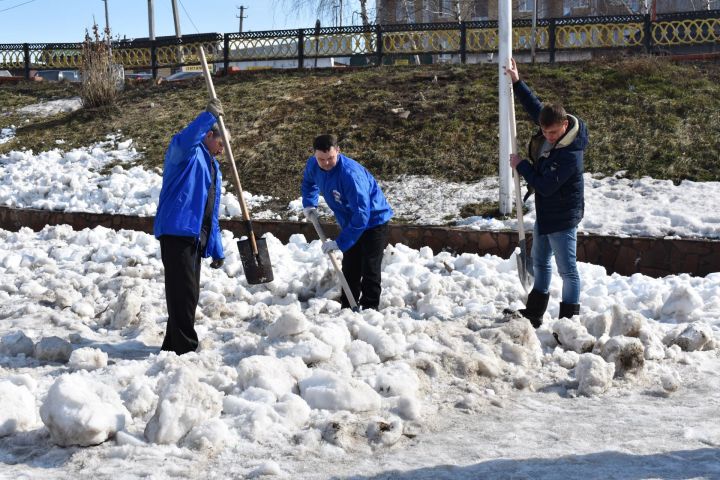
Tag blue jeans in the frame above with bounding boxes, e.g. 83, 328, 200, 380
531, 225, 580, 304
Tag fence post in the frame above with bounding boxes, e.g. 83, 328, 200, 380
298, 29, 305, 69
644, 14, 653, 53
548, 19, 556, 64
376, 24, 383, 66
224, 34, 230, 74
23, 43, 30, 80
151, 40, 158, 79
460, 22, 467, 64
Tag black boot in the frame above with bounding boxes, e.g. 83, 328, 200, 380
558, 302, 581, 319
519, 290, 550, 329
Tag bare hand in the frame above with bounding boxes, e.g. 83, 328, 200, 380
510, 153, 523, 169
503, 57, 520, 83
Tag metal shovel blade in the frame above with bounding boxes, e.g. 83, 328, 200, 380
237, 237, 274, 284
516, 238, 534, 293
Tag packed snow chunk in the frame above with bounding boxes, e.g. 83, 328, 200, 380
670, 322, 716, 352
110, 289, 143, 329
121, 378, 158, 418
0, 380, 39, 436
347, 340, 381, 367
609, 304, 646, 337
395, 395, 423, 421
68, 347, 108, 371
182, 418, 233, 451
661, 370, 682, 394
299, 370, 382, 412
0, 330, 34, 357
273, 393, 312, 428
553, 319, 596, 353
356, 323, 400, 361
71, 301, 95, 318
40, 374, 131, 446
575, 353, 615, 396
248, 461, 288, 479
370, 362, 420, 397
599, 336, 645, 377
237, 355, 309, 398
34, 336, 73, 363
367, 416, 403, 446
144, 368, 224, 444
266, 308, 309, 340
639, 326, 666, 360
660, 284, 704, 321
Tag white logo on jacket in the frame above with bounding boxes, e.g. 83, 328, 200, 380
332, 190, 342, 203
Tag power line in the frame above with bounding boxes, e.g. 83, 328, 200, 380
177, 0, 200, 33
0, 0, 37, 14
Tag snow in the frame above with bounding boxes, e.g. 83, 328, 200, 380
15, 97, 83, 117
0, 126, 15, 144
0, 136, 719, 477
0, 221, 718, 477
0, 140, 719, 238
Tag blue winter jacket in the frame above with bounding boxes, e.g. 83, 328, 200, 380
514, 80, 588, 235
154, 111, 224, 260
301, 154, 393, 252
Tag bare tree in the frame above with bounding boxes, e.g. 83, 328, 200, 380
276, 0, 373, 27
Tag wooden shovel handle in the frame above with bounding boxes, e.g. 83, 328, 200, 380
198, 47, 259, 256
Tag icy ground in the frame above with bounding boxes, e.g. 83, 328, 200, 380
0, 225, 719, 479
0, 136, 718, 239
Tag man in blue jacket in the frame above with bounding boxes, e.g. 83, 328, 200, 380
154, 99, 226, 354
506, 58, 588, 327
302, 134, 393, 310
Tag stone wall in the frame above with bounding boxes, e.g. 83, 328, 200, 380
1, 206, 718, 278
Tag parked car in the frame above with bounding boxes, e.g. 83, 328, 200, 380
162, 70, 202, 82
125, 71, 153, 81
33, 70, 82, 83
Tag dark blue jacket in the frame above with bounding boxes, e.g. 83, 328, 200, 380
153, 111, 224, 260
514, 80, 588, 235
301, 154, 393, 252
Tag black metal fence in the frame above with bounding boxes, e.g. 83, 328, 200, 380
1, 10, 718, 79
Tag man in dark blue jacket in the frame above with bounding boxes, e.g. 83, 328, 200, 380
154, 99, 226, 354
301, 134, 393, 310
506, 58, 588, 327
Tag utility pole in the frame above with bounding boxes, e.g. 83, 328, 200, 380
339, 0, 343, 27
148, 0, 155, 40
101, 0, 111, 46
237, 5, 248, 33
170, 0, 184, 69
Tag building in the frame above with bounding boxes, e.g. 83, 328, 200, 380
376, 0, 719, 24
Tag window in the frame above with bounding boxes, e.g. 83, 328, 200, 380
518, 0, 534, 13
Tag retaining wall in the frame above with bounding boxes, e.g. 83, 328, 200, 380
1, 206, 718, 278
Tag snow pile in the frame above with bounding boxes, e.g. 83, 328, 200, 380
0, 138, 275, 218
40, 373, 132, 446
0, 224, 718, 478
16, 97, 82, 117
0, 126, 15, 144
0, 378, 39, 436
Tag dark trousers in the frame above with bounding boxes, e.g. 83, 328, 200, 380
160, 235, 201, 355
341, 222, 389, 310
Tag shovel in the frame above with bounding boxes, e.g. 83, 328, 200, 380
198, 47, 274, 284
508, 80, 534, 293
304, 209, 359, 311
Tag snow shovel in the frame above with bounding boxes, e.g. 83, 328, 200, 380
198, 47, 273, 284
508, 81, 533, 293
303, 209, 359, 311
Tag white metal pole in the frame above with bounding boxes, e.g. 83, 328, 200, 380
498, 0, 513, 215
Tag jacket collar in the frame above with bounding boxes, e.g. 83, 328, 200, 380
555, 114, 579, 149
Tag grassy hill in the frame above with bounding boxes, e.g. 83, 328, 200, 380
1, 56, 719, 210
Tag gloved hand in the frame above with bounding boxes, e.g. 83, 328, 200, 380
206, 98, 224, 119
210, 258, 224, 269
303, 206, 317, 220
321, 240, 339, 254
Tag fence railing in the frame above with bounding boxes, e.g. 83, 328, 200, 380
1, 10, 718, 78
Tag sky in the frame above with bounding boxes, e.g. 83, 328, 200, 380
0, 0, 375, 44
